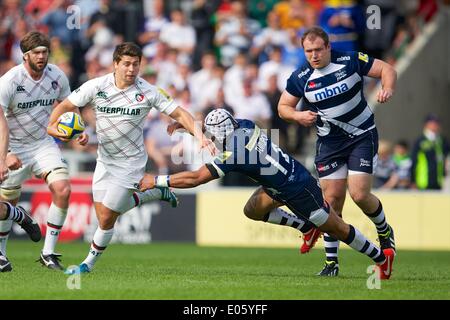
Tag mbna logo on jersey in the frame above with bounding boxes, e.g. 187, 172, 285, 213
51, 81, 59, 90
135, 93, 144, 102
313, 83, 349, 101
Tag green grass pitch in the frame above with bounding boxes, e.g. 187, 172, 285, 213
1, 241, 449, 300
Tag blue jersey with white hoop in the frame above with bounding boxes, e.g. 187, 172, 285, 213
206, 119, 312, 201
286, 50, 375, 141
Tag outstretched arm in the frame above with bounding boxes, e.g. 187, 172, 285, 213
367, 59, 397, 103
139, 165, 217, 190
168, 107, 215, 154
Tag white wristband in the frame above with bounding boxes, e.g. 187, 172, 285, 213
155, 175, 170, 188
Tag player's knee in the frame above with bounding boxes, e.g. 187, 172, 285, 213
59, 183, 71, 200
51, 182, 71, 202
349, 190, 369, 205
243, 203, 260, 221
319, 211, 347, 239
98, 214, 116, 230
326, 195, 344, 210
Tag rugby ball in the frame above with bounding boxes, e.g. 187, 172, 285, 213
57, 112, 85, 139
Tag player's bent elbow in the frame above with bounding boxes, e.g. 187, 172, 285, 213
277, 105, 288, 120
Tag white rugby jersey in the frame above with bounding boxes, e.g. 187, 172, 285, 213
68, 73, 177, 163
0, 63, 71, 150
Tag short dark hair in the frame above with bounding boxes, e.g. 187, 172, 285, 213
113, 42, 142, 63
300, 26, 329, 47
20, 31, 50, 53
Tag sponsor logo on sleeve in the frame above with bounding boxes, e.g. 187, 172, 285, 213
358, 52, 369, 63
157, 87, 172, 101
215, 151, 233, 163
298, 68, 311, 78
337, 56, 350, 62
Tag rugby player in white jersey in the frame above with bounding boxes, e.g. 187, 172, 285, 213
47, 42, 213, 274
278, 27, 397, 277
0, 31, 73, 271
0, 111, 42, 272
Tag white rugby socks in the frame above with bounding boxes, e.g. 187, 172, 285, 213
42, 203, 67, 255
0, 220, 12, 256
82, 227, 115, 270
263, 208, 312, 233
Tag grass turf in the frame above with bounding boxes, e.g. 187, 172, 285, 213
1, 241, 449, 300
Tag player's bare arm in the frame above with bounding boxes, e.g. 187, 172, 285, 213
277, 90, 318, 127
168, 106, 216, 154
139, 165, 216, 191
367, 59, 397, 104
47, 99, 89, 145
0, 111, 9, 182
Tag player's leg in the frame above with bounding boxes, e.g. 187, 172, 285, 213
0, 219, 12, 259
0, 192, 16, 257
0, 164, 40, 266
243, 187, 320, 253
0, 200, 41, 242
317, 164, 348, 275
37, 168, 71, 270
319, 208, 394, 279
77, 201, 120, 273
348, 173, 395, 251
348, 132, 395, 252
286, 176, 394, 279
29, 143, 72, 269
65, 184, 131, 274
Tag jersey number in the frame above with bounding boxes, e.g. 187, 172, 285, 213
265, 143, 289, 175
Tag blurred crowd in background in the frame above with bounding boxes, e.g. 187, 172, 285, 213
0, 0, 448, 190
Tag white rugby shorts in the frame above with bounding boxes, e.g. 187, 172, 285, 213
2, 140, 68, 188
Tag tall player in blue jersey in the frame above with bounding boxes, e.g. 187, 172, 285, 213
139, 109, 394, 279
278, 26, 397, 276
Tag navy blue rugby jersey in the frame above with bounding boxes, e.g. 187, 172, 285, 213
286, 50, 375, 140
206, 119, 312, 200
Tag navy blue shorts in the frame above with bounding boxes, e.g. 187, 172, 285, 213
264, 175, 329, 226
315, 129, 379, 178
